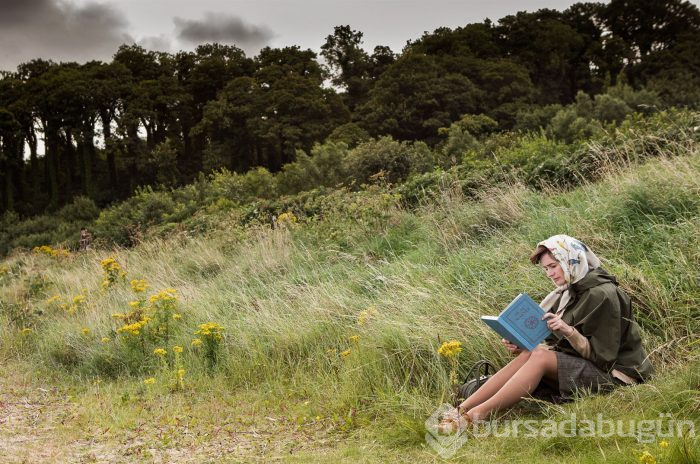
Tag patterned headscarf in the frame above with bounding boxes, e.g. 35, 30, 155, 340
531, 235, 601, 314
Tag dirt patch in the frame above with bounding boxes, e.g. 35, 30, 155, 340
0, 375, 341, 463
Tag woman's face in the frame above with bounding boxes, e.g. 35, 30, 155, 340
540, 252, 566, 287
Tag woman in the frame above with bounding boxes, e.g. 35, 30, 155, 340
439, 234, 653, 432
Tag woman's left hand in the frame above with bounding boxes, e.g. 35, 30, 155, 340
542, 312, 575, 337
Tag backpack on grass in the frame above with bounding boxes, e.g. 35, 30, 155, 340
454, 359, 495, 406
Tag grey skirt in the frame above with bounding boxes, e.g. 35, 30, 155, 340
531, 351, 625, 404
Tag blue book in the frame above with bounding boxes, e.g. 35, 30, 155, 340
480, 293, 551, 351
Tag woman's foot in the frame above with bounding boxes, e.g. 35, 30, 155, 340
437, 408, 472, 434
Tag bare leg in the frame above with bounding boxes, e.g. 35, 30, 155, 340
466, 348, 558, 420
457, 350, 533, 412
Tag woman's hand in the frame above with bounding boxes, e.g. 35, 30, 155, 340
501, 338, 522, 354
542, 312, 575, 337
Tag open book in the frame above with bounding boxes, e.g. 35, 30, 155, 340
481, 293, 551, 351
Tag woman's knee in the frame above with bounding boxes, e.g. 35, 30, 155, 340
527, 347, 556, 366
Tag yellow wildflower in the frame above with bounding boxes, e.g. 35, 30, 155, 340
149, 288, 178, 304
173, 345, 183, 354
277, 211, 298, 224
101, 337, 110, 343
340, 349, 351, 358
154, 348, 167, 357
348, 335, 360, 344
46, 295, 61, 304
33, 245, 68, 258
128, 301, 140, 308
195, 322, 225, 340
130, 279, 148, 293
172, 313, 181, 321
53, 248, 69, 258
638, 450, 656, 464
116, 318, 148, 336
73, 295, 86, 305
659, 440, 669, 449
21, 327, 33, 335
191, 338, 203, 347
438, 340, 462, 359
144, 378, 156, 385
100, 257, 121, 272
177, 369, 185, 377
112, 313, 126, 320
81, 327, 91, 336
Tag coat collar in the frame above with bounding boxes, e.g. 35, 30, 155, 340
570, 267, 617, 295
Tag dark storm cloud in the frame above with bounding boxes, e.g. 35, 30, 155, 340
0, 0, 133, 71
174, 13, 274, 47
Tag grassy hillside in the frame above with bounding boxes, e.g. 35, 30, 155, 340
0, 121, 699, 462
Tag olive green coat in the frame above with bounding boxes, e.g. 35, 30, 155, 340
545, 268, 654, 381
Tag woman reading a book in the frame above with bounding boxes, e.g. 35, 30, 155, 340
439, 234, 653, 433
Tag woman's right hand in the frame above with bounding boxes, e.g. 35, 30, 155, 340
501, 338, 522, 354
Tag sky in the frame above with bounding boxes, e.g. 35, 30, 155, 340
0, 0, 608, 72
2, 0, 699, 72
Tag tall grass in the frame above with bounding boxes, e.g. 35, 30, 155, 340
0, 122, 698, 461
2, 149, 698, 394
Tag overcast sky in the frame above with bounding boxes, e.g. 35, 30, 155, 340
2, 0, 699, 72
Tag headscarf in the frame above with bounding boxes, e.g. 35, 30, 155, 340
530, 235, 601, 314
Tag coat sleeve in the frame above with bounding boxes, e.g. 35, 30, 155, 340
573, 288, 621, 372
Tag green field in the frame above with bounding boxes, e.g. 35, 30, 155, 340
1, 116, 699, 463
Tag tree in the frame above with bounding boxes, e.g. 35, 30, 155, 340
496, 9, 588, 104
175, 44, 254, 178
0, 107, 23, 211
603, 0, 700, 59
196, 47, 349, 173
85, 60, 131, 196
321, 25, 372, 110
358, 53, 481, 143
252, 47, 348, 170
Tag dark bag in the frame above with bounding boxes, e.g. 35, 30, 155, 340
454, 359, 495, 406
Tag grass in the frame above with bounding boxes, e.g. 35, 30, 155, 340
0, 137, 699, 461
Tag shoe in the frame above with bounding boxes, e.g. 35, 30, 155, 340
437, 408, 471, 434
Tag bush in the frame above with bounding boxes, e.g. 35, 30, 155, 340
344, 137, 437, 185
57, 196, 100, 224
276, 151, 321, 196
547, 106, 602, 143
513, 104, 563, 132
308, 141, 349, 187
93, 187, 178, 246
593, 94, 633, 124
326, 122, 370, 148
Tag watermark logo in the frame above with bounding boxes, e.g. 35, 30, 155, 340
424, 403, 470, 459
425, 405, 696, 458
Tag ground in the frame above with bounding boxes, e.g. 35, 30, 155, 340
0, 370, 352, 463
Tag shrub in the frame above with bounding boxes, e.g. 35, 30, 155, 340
57, 196, 100, 224
547, 106, 602, 143
308, 141, 349, 187
344, 137, 437, 185
513, 104, 563, 132
276, 151, 321, 196
326, 122, 370, 148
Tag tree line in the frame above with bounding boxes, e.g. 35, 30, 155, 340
1, 0, 699, 217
